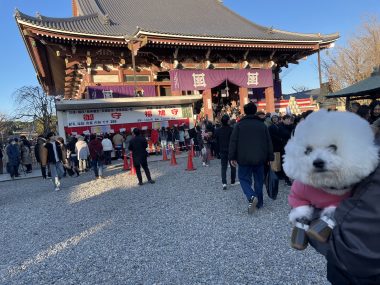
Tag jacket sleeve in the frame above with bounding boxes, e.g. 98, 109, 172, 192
41, 145, 48, 166
327, 168, 380, 283
228, 125, 239, 161
265, 127, 274, 161
128, 140, 133, 151
61, 146, 67, 163
215, 129, 220, 149
143, 138, 148, 149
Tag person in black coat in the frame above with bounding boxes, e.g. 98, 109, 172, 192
278, 115, 294, 186
215, 114, 236, 190
326, 162, 380, 285
309, 130, 380, 285
268, 114, 283, 153
42, 132, 64, 191
229, 103, 274, 213
6, 139, 20, 179
128, 128, 155, 186
309, 160, 380, 285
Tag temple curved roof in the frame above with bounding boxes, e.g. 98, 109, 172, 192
16, 0, 338, 43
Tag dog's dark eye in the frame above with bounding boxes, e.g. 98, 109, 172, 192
328, 144, 338, 152
305, 146, 313, 155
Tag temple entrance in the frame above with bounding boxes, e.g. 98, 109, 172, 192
211, 81, 241, 121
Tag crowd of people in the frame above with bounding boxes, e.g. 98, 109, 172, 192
0, 136, 33, 179
350, 100, 380, 123
1, 98, 380, 283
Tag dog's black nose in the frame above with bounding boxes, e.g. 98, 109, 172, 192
313, 159, 325, 169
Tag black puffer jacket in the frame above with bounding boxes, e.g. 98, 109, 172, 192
128, 135, 148, 165
326, 163, 380, 285
228, 115, 274, 166
215, 125, 233, 153
268, 123, 283, 152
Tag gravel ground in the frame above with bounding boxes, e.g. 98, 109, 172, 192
0, 156, 329, 285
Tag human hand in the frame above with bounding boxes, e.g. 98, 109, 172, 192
230, 160, 238, 168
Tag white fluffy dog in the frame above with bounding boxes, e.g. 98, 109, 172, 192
283, 110, 379, 248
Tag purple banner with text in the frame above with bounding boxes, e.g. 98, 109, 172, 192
87, 85, 156, 99
170, 69, 273, 91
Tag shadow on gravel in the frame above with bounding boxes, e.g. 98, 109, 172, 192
2, 220, 112, 281
67, 163, 170, 205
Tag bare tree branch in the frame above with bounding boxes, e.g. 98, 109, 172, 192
323, 16, 380, 92
12, 86, 56, 136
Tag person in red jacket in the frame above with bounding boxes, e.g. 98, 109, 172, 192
88, 134, 104, 179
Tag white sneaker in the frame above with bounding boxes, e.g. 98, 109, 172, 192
222, 184, 227, 190
248, 196, 258, 214
202, 162, 206, 167
54, 187, 61, 191
231, 181, 240, 186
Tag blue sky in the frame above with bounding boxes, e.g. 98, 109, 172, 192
1, 1, 379, 115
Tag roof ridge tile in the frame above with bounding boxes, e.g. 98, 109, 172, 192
15, 1, 339, 43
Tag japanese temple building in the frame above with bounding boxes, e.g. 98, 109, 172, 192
15, 0, 338, 136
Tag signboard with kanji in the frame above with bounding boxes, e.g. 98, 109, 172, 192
65, 106, 185, 127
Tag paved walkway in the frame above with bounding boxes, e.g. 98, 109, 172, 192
0, 156, 328, 284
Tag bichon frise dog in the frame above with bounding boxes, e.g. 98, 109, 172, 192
283, 109, 379, 250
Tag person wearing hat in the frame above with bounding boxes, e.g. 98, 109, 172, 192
215, 114, 237, 190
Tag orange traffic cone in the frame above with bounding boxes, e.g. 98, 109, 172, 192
162, 146, 169, 161
129, 152, 136, 175
175, 141, 181, 155
156, 144, 161, 155
191, 144, 195, 157
123, 153, 130, 171
186, 150, 196, 171
170, 148, 178, 166
148, 140, 154, 154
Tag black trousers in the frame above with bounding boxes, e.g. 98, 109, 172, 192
104, 151, 112, 165
134, 159, 152, 183
220, 152, 236, 184
7, 164, 19, 178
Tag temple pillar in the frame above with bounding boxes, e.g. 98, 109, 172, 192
239, 87, 249, 114
203, 89, 213, 121
86, 68, 93, 84
171, 90, 181, 96
118, 67, 124, 82
265, 86, 275, 113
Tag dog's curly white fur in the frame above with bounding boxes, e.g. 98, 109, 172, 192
284, 110, 378, 190
289, 205, 314, 224
284, 110, 379, 223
